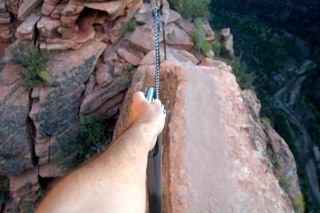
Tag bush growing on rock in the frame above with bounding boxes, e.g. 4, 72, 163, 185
120, 18, 137, 33
10, 42, 52, 90
54, 115, 113, 169
232, 56, 255, 90
291, 193, 305, 213
123, 65, 137, 74
168, 0, 211, 20
192, 18, 211, 53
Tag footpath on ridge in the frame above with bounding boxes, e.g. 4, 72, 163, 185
114, 48, 294, 212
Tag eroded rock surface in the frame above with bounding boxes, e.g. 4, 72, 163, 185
115, 52, 299, 212
0, 0, 303, 212
29, 41, 106, 163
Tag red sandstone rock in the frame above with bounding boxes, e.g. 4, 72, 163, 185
16, 13, 40, 41
57, 25, 79, 39
95, 63, 113, 86
0, 12, 11, 24
84, 74, 96, 96
39, 163, 64, 177
10, 168, 38, 193
166, 24, 193, 51
140, 47, 197, 66
18, 0, 42, 20
91, 92, 126, 118
37, 16, 61, 40
176, 18, 193, 36
80, 75, 131, 114
114, 57, 296, 212
41, 1, 57, 16
129, 25, 161, 53
0, 64, 21, 85
83, 2, 122, 15
202, 20, 214, 44
264, 126, 303, 207
117, 48, 142, 66
62, 1, 84, 17
136, 7, 180, 25
0, 25, 12, 42
0, 1, 7, 13
50, 2, 67, 19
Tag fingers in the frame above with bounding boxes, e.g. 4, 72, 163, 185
132, 92, 165, 116
133, 91, 147, 103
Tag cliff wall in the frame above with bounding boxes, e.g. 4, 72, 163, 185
0, 0, 302, 212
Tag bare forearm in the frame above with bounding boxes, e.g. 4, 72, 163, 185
37, 124, 152, 213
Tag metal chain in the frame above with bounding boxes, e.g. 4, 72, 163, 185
153, 7, 160, 99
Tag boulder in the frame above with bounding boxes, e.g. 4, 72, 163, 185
129, 25, 163, 53
166, 24, 193, 51
90, 91, 126, 117
16, 13, 41, 41
39, 163, 64, 178
37, 16, 61, 40
95, 63, 113, 86
117, 48, 142, 66
80, 75, 131, 115
202, 20, 214, 44
57, 25, 79, 39
176, 17, 193, 36
220, 28, 234, 56
114, 55, 296, 212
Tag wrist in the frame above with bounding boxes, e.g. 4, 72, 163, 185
130, 122, 157, 151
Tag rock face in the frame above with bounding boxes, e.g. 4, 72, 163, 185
0, 68, 33, 176
219, 28, 234, 56
115, 52, 300, 212
29, 41, 106, 164
0, 0, 303, 212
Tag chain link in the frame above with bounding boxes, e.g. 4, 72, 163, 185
153, 7, 160, 99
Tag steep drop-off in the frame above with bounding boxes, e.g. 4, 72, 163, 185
0, 0, 302, 212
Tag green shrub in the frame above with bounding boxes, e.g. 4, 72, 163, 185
213, 30, 221, 52
232, 56, 255, 90
168, 0, 211, 20
54, 115, 112, 169
120, 18, 137, 33
291, 193, 305, 213
192, 18, 211, 53
10, 42, 52, 90
123, 65, 137, 73
261, 116, 272, 128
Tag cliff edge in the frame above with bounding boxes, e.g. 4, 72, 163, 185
0, 0, 302, 212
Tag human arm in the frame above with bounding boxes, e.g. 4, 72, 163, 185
36, 92, 165, 213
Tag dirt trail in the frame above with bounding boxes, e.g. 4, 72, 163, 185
183, 67, 236, 212
171, 63, 293, 212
